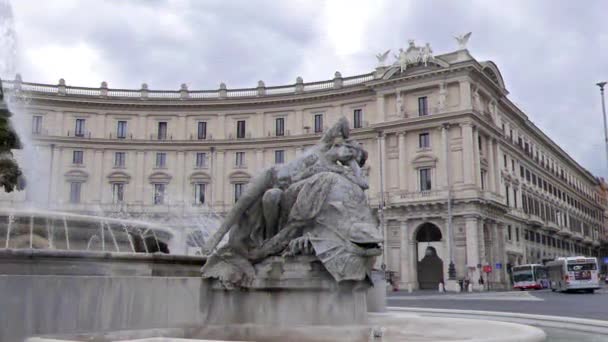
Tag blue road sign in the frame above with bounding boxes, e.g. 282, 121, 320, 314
495, 263, 502, 269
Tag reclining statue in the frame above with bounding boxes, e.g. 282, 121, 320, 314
201, 117, 382, 287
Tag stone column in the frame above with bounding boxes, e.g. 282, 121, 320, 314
376, 94, 386, 122
295, 109, 303, 135
48, 146, 62, 207
175, 151, 185, 205
459, 80, 472, 110
472, 127, 481, 187
441, 125, 450, 189
409, 239, 418, 289
97, 150, 106, 204
214, 150, 225, 211
256, 149, 264, 170
399, 220, 410, 288
398, 132, 407, 191
493, 142, 502, 192
92, 150, 104, 204
461, 123, 474, 185
486, 138, 496, 192
217, 114, 226, 139
55, 111, 65, 136
495, 222, 507, 286
465, 216, 481, 286
135, 151, 146, 204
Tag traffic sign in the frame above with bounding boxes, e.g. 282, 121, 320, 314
495, 263, 502, 269
483, 265, 492, 273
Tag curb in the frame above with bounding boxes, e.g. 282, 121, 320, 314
388, 307, 608, 336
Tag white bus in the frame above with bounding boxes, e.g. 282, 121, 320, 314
512, 264, 549, 290
546, 256, 600, 293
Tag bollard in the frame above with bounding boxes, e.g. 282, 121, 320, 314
438, 283, 445, 293
468, 283, 473, 292
407, 283, 413, 293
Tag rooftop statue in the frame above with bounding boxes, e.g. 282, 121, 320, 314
454, 32, 472, 50
201, 117, 382, 287
394, 40, 434, 72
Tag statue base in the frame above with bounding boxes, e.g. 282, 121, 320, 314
200, 255, 371, 326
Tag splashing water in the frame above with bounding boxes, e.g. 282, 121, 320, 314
0, 0, 221, 255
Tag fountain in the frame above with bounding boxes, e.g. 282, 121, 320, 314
0, 1, 546, 340
11, 119, 545, 342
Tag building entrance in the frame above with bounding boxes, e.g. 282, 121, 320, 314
416, 222, 443, 289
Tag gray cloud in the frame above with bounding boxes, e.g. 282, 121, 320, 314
7, 0, 608, 177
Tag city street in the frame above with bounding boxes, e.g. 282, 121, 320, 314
388, 284, 608, 320
388, 284, 608, 341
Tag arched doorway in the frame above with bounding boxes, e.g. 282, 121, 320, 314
415, 222, 444, 289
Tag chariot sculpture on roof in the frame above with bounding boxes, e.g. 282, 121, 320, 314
393, 39, 435, 73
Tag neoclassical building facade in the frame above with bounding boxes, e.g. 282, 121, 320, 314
1, 42, 606, 289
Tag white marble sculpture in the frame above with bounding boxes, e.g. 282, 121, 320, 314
454, 32, 472, 50
201, 118, 382, 287
437, 83, 447, 111
375, 49, 391, 67
394, 40, 434, 72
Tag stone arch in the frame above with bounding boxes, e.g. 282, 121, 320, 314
64, 169, 88, 182
415, 222, 443, 242
413, 222, 444, 289
148, 171, 172, 184
480, 61, 506, 89
107, 171, 131, 183
229, 170, 251, 184
189, 171, 211, 183
411, 154, 437, 168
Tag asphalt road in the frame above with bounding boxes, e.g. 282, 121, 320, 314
387, 284, 608, 320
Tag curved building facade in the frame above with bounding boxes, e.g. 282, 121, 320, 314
1, 43, 606, 288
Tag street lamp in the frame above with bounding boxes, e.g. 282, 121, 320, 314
597, 81, 608, 175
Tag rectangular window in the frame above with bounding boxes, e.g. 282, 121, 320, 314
516, 227, 520, 242
155, 152, 166, 168
117, 121, 127, 139
520, 166, 524, 178
505, 185, 510, 206
275, 150, 285, 164
234, 183, 245, 202
418, 133, 430, 148
314, 114, 323, 133
418, 96, 428, 116
481, 170, 487, 190
419, 168, 432, 191
73, 150, 84, 165
508, 225, 512, 241
153, 183, 165, 205
275, 118, 285, 136
513, 189, 518, 208
157, 122, 167, 140
236, 120, 246, 139
114, 152, 126, 168
194, 183, 206, 205
235, 152, 245, 167
32, 115, 42, 134
197, 121, 207, 140
511, 160, 515, 172
75, 118, 85, 137
353, 109, 363, 128
503, 154, 507, 168
195, 152, 207, 168
69, 182, 81, 203
112, 183, 124, 203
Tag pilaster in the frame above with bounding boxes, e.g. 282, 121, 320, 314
461, 123, 474, 185
397, 132, 407, 190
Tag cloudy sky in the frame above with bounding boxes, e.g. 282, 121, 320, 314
4, 0, 608, 178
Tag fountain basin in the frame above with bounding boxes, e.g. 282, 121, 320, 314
26, 312, 547, 341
